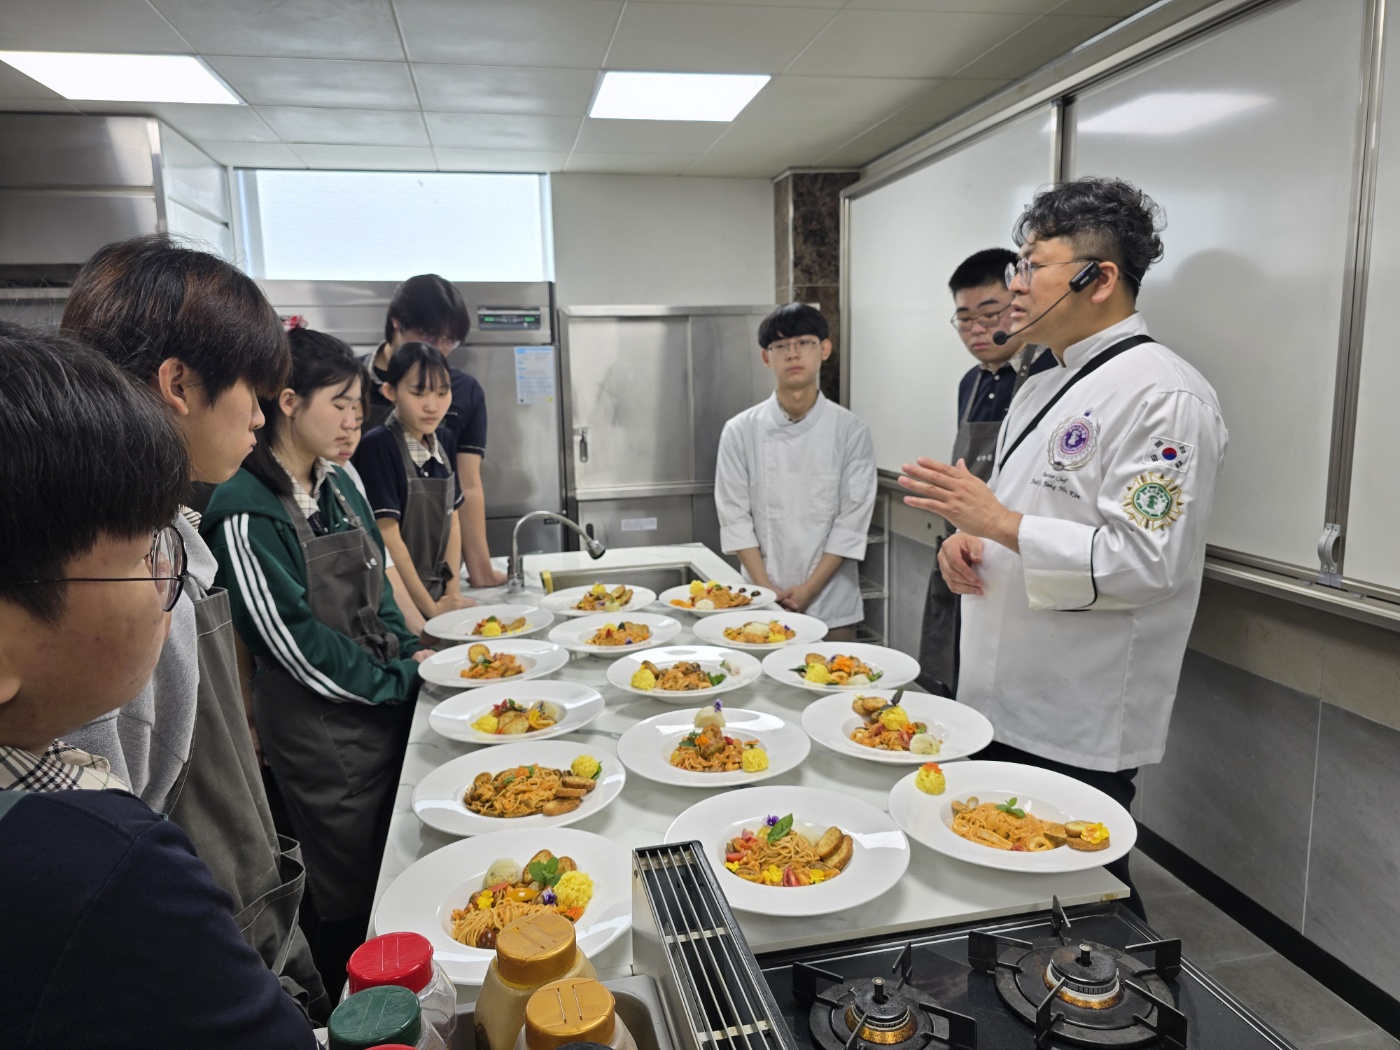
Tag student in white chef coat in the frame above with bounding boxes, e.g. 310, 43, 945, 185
899, 178, 1228, 916
715, 304, 877, 637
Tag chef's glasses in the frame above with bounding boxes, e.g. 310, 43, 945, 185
0, 523, 188, 613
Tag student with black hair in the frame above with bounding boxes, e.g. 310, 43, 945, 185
369, 273, 507, 589
715, 303, 877, 637
916, 248, 1057, 697
59, 234, 327, 1018
354, 341, 470, 624
203, 325, 431, 992
0, 327, 316, 1048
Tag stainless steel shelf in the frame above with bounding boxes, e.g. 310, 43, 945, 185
859, 577, 887, 600
866, 526, 887, 546
854, 626, 887, 645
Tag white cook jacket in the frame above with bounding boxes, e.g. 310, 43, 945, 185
714, 393, 876, 628
959, 313, 1228, 771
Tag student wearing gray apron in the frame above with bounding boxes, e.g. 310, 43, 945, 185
388, 416, 457, 600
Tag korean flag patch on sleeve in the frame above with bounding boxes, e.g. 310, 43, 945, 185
1147, 437, 1193, 471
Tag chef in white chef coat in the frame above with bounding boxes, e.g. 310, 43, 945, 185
715, 303, 876, 637
899, 177, 1228, 916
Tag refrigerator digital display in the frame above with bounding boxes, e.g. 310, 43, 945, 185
478, 306, 542, 330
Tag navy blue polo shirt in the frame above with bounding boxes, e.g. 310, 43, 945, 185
957, 348, 1058, 423
368, 353, 488, 462
352, 422, 465, 523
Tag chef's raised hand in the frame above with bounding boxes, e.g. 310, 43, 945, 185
938, 533, 986, 596
899, 457, 1022, 552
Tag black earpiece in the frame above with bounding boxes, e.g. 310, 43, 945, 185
1069, 260, 1102, 292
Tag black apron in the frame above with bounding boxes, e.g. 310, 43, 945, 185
916, 354, 1040, 697
251, 477, 414, 923
389, 417, 456, 602
165, 582, 329, 1019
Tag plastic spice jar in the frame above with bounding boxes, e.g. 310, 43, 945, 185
346, 932, 456, 1046
328, 985, 446, 1050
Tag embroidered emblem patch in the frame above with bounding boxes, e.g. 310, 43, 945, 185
1123, 472, 1184, 530
1147, 436, 1193, 471
1047, 415, 1099, 471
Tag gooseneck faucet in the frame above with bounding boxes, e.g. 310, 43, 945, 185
507, 510, 606, 592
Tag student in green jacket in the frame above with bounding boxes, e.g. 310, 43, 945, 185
203, 325, 431, 993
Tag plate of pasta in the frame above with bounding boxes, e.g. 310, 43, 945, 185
424, 604, 555, 642
412, 740, 626, 837
547, 611, 683, 656
761, 642, 920, 693
659, 581, 778, 616
615, 703, 810, 787
372, 827, 632, 985
540, 583, 659, 618
887, 760, 1136, 873
800, 689, 995, 764
692, 611, 828, 651
605, 645, 764, 701
417, 639, 570, 689
664, 785, 909, 917
428, 681, 606, 745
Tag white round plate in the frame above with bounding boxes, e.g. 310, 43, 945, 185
800, 690, 994, 764
616, 706, 811, 788
658, 583, 778, 617
547, 611, 682, 657
424, 604, 554, 642
417, 639, 569, 689
691, 611, 828, 651
762, 642, 920, 693
605, 645, 764, 702
428, 681, 606, 745
664, 785, 909, 917
887, 760, 1136, 873
413, 739, 625, 837
372, 827, 631, 986
540, 584, 658, 619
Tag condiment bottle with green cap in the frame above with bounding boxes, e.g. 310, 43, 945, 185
474, 912, 598, 1050
328, 985, 446, 1050
345, 931, 456, 1045
513, 978, 637, 1050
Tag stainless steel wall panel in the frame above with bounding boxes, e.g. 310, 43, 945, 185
573, 495, 695, 549
888, 533, 935, 661
0, 114, 155, 187
0, 193, 159, 266
687, 311, 772, 482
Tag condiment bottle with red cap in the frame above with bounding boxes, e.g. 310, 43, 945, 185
345, 932, 456, 1046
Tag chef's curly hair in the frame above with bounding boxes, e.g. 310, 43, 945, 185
1012, 177, 1165, 299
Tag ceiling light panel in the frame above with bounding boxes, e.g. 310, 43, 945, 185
0, 51, 242, 105
589, 72, 769, 122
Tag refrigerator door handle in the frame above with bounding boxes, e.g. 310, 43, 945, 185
574, 425, 589, 463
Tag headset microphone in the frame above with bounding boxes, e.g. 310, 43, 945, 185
991, 260, 1102, 346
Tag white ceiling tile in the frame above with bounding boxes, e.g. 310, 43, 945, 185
573, 118, 730, 155
0, 98, 82, 113
0, 0, 192, 52
413, 64, 599, 116
204, 57, 419, 109
0, 60, 70, 101
288, 143, 438, 169
740, 75, 939, 123
883, 77, 1011, 124
843, 0, 1058, 11
705, 119, 873, 162
200, 141, 306, 167
813, 121, 930, 166
634, 0, 844, 6
684, 149, 800, 178
1050, 0, 1158, 15
257, 106, 428, 146
152, 0, 403, 60
425, 112, 582, 151
953, 14, 1118, 78
135, 103, 281, 143
565, 152, 699, 175
605, 3, 839, 74
433, 148, 568, 172
395, 0, 623, 67
786, 10, 1033, 78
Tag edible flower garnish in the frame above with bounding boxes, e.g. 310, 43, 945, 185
714, 700, 723, 712
540, 887, 558, 906
996, 797, 1027, 819
764, 814, 779, 827
767, 813, 794, 843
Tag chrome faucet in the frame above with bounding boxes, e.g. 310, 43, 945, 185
507, 510, 606, 592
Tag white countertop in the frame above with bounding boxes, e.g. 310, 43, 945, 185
371, 543, 1126, 995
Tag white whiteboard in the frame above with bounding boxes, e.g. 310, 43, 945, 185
848, 107, 1054, 476
1343, 12, 1400, 592
1071, 0, 1364, 568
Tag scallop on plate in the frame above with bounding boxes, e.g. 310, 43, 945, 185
616, 704, 810, 787
691, 610, 828, 651
658, 581, 777, 616
423, 604, 554, 642
800, 689, 995, 764
605, 645, 764, 702
417, 639, 569, 689
428, 681, 606, 745
761, 642, 920, 693
547, 611, 682, 657
540, 583, 658, 619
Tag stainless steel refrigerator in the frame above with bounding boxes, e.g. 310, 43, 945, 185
256, 279, 565, 555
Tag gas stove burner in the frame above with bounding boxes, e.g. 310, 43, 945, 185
1045, 943, 1124, 1009
844, 978, 917, 1044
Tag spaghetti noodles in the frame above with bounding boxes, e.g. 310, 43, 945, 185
723, 815, 852, 886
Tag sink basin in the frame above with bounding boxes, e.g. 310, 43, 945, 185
545, 564, 706, 594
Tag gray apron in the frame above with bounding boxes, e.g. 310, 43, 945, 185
389, 417, 456, 601
252, 477, 414, 923
917, 354, 1040, 697
165, 583, 329, 1019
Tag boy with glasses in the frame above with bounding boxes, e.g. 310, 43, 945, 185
715, 303, 876, 637
0, 327, 317, 1047
918, 249, 1056, 695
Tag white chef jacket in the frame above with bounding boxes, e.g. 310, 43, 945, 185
715, 393, 876, 628
959, 314, 1228, 771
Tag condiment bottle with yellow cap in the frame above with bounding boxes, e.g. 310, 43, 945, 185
474, 912, 598, 1050
513, 978, 637, 1050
